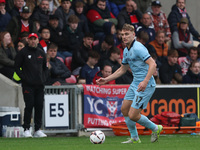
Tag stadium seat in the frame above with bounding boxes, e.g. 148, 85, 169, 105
56, 56, 64, 63
65, 75, 77, 83
196, 121, 200, 127
65, 56, 72, 70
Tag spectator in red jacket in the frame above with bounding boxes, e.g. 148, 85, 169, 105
93, 64, 115, 84
86, 0, 117, 40
38, 27, 51, 53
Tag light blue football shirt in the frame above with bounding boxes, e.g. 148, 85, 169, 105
122, 40, 156, 87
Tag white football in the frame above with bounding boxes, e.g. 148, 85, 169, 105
90, 130, 105, 144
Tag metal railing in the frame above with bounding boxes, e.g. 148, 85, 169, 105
41, 85, 83, 134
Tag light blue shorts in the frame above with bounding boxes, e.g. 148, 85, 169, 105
124, 84, 155, 109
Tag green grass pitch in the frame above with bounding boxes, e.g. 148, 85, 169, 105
0, 134, 200, 150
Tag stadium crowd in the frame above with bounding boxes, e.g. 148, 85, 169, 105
1, 0, 200, 85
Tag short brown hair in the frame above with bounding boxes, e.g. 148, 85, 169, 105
47, 43, 58, 51
75, 1, 84, 7
84, 32, 94, 39
168, 49, 179, 57
137, 30, 149, 43
189, 46, 199, 54
189, 60, 200, 69
122, 23, 135, 32
104, 34, 114, 46
88, 51, 100, 59
110, 46, 120, 55
156, 30, 166, 37
68, 14, 79, 23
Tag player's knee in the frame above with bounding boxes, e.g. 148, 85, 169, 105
128, 112, 139, 122
121, 107, 128, 116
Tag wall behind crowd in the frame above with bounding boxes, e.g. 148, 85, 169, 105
159, 0, 200, 33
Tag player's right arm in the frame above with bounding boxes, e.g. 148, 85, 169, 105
96, 64, 129, 85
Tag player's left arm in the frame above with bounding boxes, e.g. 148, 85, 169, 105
137, 57, 156, 92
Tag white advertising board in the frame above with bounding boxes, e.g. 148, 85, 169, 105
44, 95, 69, 127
